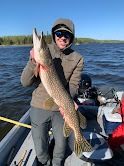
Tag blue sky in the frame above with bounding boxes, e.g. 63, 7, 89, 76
0, 0, 124, 40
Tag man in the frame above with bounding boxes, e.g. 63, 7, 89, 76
21, 18, 84, 166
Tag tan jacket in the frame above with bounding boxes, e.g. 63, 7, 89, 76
21, 19, 84, 110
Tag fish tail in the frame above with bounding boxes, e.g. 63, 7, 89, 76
74, 134, 93, 157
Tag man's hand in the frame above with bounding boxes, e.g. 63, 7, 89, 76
59, 102, 78, 120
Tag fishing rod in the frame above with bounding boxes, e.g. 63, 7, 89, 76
0, 116, 52, 134
0, 116, 31, 128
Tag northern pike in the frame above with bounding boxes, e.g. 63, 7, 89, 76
33, 29, 93, 157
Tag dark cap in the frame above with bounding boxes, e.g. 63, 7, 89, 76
54, 24, 72, 34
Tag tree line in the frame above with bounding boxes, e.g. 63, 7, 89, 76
0, 35, 124, 46
0, 34, 52, 45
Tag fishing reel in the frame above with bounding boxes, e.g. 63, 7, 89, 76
84, 87, 98, 99
75, 87, 99, 106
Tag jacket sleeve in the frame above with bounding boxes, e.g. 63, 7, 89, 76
69, 56, 84, 98
21, 55, 37, 87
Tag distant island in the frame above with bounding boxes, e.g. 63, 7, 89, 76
0, 35, 124, 46
74, 38, 124, 44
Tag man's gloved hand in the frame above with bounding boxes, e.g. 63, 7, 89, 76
118, 92, 124, 116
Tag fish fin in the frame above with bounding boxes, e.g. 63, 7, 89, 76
74, 134, 93, 157
77, 111, 87, 129
43, 97, 54, 110
63, 122, 72, 137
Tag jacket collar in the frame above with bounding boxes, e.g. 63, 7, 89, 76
52, 40, 72, 55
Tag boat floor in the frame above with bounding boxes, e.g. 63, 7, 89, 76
5, 129, 37, 166
5, 124, 124, 165
2, 106, 124, 166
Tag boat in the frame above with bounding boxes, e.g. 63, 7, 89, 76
0, 75, 124, 165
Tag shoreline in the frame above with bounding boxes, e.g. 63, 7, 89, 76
0, 44, 33, 47
0, 42, 124, 47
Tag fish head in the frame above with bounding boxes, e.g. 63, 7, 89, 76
33, 28, 52, 67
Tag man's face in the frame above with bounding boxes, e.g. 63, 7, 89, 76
55, 31, 71, 50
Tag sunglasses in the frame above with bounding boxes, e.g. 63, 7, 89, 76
55, 31, 72, 38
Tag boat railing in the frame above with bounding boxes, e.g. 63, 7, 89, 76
0, 109, 30, 165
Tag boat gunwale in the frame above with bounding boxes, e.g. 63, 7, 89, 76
0, 110, 30, 165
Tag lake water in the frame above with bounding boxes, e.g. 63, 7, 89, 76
0, 43, 124, 140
